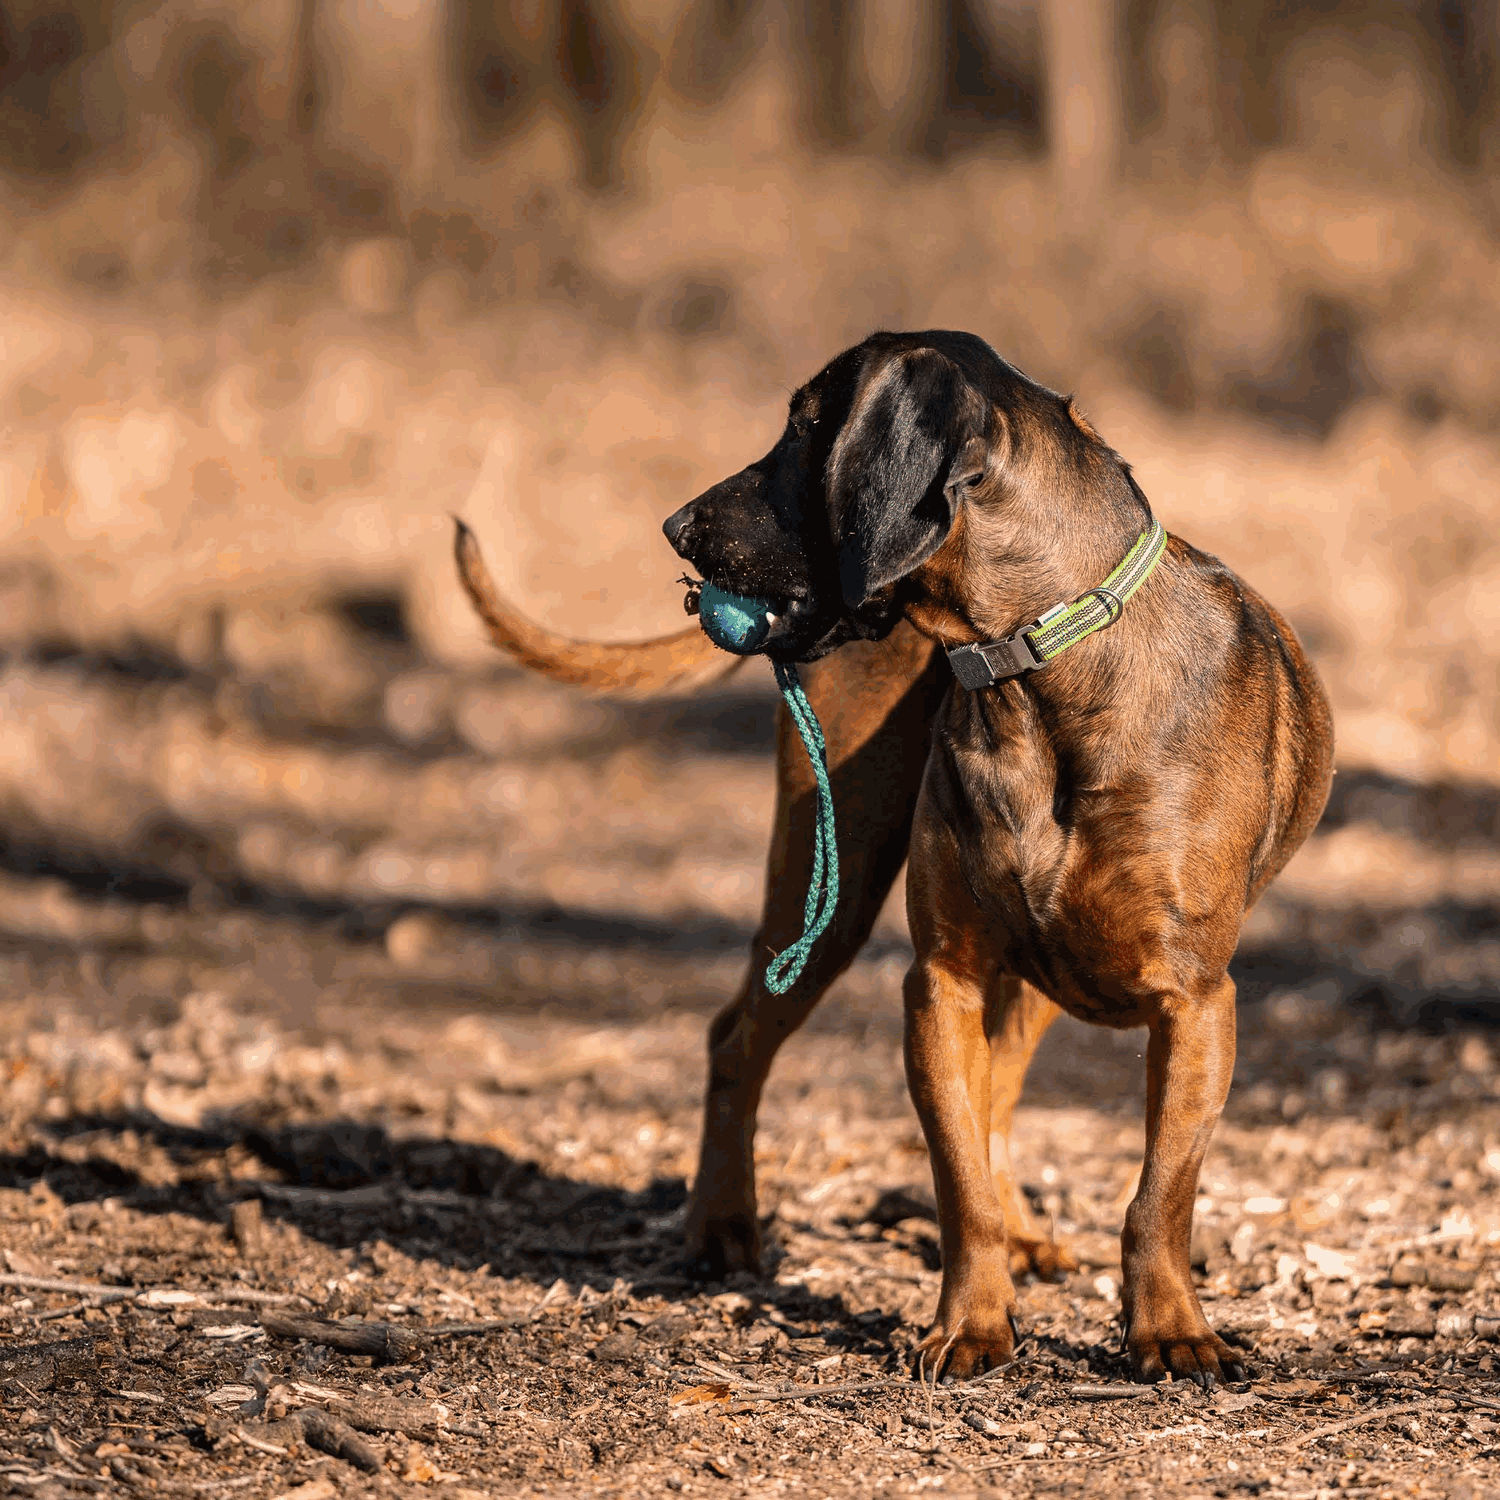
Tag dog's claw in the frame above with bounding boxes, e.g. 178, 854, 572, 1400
1126, 1325, 1242, 1388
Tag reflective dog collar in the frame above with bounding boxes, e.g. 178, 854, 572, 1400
947, 520, 1168, 690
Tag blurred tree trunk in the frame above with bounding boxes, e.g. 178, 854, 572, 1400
318, 0, 457, 204
853, 0, 943, 154
1037, 0, 1122, 218
242, 0, 313, 135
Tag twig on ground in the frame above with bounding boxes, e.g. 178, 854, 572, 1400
35, 1302, 90, 1323
0, 1275, 134, 1304
231, 1426, 290, 1457
1068, 1383, 1158, 1401
729, 1379, 909, 1406
0, 1273, 311, 1309
927, 1321, 964, 1426
260, 1313, 426, 1362
26, 1465, 106, 1492
425, 1318, 524, 1335
201, 1288, 315, 1308
1279, 1397, 1455, 1450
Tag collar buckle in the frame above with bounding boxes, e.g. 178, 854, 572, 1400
947, 627, 1047, 690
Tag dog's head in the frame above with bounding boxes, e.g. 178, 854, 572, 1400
663, 330, 1139, 662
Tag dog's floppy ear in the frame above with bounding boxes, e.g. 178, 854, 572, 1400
828, 347, 985, 610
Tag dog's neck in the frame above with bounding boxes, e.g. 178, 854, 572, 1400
904, 467, 1185, 723
908, 488, 1147, 650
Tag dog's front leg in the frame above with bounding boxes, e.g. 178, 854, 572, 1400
1121, 975, 1246, 1385
905, 955, 1020, 1379
686, 626, 942, 1278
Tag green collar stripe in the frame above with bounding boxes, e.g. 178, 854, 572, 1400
1029, 520, 1167, 662
945, 520, 1168, 690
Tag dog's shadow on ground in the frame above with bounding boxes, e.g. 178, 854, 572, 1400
0, 1109, 928, 1348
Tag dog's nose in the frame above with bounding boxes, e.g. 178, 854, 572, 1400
662, 501, 699, 557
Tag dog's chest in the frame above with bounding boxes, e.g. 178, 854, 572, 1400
921, 708, 1234, 1023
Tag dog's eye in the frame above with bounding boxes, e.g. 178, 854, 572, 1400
965, 474, 983, 488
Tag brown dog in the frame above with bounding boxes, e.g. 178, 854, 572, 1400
455, 330, 1334, 1384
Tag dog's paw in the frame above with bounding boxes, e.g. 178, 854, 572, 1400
1125, 1320, 1246, 1387
682, 1211, 761, 1281
1008, 1231, 1078, 1283
913, 1308, 1019, 1383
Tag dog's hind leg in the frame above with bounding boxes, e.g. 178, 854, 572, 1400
986, 977, 1078, 1282
685, 623, 945, 1278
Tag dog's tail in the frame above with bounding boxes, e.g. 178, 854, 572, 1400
452, 518, 736, 697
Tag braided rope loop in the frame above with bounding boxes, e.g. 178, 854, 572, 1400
764, 661, 840, 994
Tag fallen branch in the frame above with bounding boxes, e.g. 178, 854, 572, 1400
325, 1395, 445, 1439
1279, 1397, 1455, 1450
1068, 1383, 1157, 1401
296, 1409, 385, 1471
260, 1313, 426, 1362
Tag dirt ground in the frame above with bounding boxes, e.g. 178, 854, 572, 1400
3, 620, 1500, 1500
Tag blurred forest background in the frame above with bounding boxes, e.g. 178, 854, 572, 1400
3, 0, 1500, 1101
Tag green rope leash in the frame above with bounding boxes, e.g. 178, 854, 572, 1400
691, 520, 1163, 992
764, 661, 839, 994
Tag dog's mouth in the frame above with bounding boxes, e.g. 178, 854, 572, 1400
680, 574, 807, 646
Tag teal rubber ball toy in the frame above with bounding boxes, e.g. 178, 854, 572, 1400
697, 581, 773, 654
